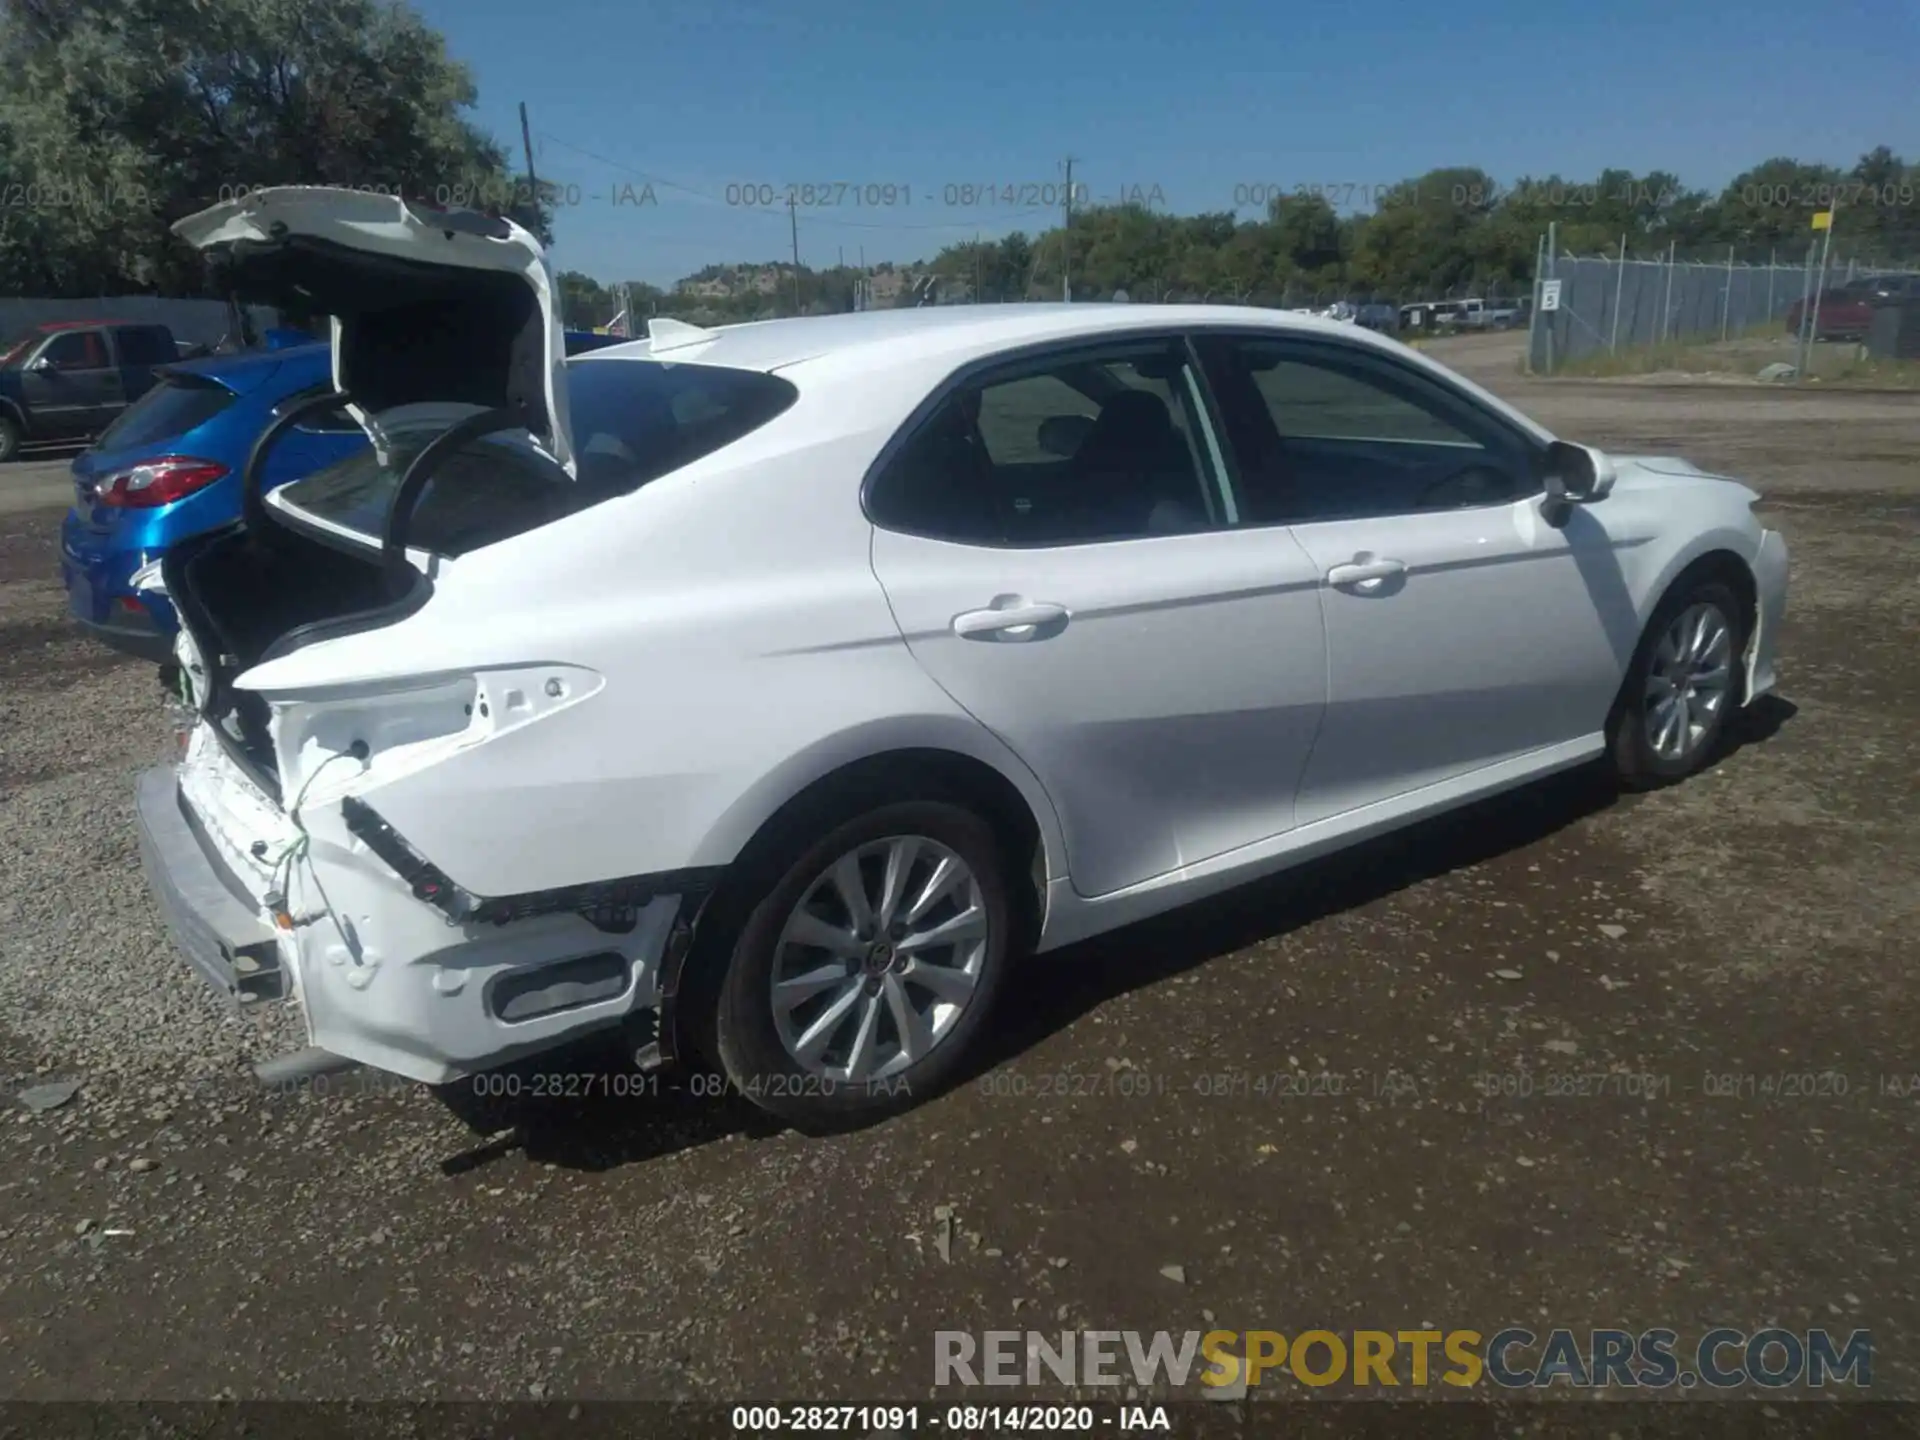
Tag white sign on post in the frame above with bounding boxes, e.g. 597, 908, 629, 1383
1540, 279, 1563, 312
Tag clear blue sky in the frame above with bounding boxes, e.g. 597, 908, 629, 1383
408, 0, 1917, 287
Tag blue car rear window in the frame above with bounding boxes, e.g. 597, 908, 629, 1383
96, 375, 238, 451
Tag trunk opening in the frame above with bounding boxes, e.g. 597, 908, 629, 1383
166, 518, 426, 799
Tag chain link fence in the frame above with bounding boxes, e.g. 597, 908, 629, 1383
1525, 241, 1920, 372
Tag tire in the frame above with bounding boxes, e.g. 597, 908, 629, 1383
1608, 577, 1747, 789
710, 797, 1015, 1129
0, 415, 20, 463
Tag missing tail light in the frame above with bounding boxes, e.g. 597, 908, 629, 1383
98, 456, 229, 508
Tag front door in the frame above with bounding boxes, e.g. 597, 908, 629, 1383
21, 330, 122, 437
1196, 331, 1626, 827
868, 335, 1328, 899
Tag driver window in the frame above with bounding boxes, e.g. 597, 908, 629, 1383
1213, 338, 1533, 524
41, 331, 105, 370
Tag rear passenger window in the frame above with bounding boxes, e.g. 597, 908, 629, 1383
115, 327, 176, 366
868, 342, 1226, 547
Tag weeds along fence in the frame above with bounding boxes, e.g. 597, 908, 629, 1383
1526, 243, 1915, 373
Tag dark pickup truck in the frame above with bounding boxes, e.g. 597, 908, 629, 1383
0, 319, 178, 461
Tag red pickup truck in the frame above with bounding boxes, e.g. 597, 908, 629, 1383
1785, 273, 1920, 343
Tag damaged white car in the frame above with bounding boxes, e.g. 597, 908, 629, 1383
137, 187, 1788, 1127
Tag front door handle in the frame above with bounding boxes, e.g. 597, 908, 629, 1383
952, 599, 1070, 640
1325, 556, 1407, 592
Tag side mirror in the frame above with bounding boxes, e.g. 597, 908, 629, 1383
1037, 413, 1094, 458
1543, 440, 1615, 504
27, 355, 54, 373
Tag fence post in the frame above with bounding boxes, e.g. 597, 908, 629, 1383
1804, 210, 1836, 376
1767, 247, 1776, 319
1544, 221, 1557, 374
1721, 245, 1734, 341
1525, 231, 1545, 374
1659, 240, 1676, 343
1610, 233, 1627, 352
1794, 239, 1815, 376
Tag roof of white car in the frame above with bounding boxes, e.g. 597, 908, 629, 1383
576, 303, 1396, 375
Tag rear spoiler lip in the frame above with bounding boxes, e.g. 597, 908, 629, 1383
149, 360, 262, 396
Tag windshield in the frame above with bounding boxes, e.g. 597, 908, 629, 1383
274, 356, 799, 556
0, 333, 44, 367
95, 373, 238, 451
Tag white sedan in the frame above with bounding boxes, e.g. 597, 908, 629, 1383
136, 188, 1787, 1127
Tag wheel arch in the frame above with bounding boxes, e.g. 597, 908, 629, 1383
0, 395, 28, 432
1642, 541, 1759, 656
1609, 541, 1760, 730
689, 718, 1068, 943
664, 724, 1065, 1069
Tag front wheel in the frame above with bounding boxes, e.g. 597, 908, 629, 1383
0, 415, 20, 463
712, 799, 1014, 1129
1609, 578, 1747, 788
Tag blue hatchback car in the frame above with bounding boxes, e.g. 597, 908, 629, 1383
59, 342, 356, 659
60, 329, 630, 659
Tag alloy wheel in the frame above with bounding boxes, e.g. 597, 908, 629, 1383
768, 835, 989, 1084
1642, 600, 1735, 763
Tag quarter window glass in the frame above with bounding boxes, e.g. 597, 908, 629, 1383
116, 327, 175, 365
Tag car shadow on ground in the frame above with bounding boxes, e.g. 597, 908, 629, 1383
436, 697, 1797, 1174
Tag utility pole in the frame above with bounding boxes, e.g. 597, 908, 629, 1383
1062, 156, 1077, 302
975, 231, 982, 303
788, 194, 802, 313
517, 102, 539, 219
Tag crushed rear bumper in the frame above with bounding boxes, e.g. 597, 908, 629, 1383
134, 763, 288, 1006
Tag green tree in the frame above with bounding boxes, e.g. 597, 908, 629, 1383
0, 0, 546, 296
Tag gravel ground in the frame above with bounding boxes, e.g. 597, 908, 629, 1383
2, 346, 1917, 1424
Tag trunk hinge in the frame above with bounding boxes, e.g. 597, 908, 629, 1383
243, 387, 353, 533
382, 403, 531, 598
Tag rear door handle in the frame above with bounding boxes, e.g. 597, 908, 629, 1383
1325, 556, 1407, 591
952, 600, 1070, 640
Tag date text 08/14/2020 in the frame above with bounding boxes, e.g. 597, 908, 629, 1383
729, 1405, 1164, 1433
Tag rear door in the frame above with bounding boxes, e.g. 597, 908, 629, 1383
112, 325, 176, 404
1195, 331, 1627, 826
868, 334, 1328, 900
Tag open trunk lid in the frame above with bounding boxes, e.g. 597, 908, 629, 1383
171, 187, 574, 476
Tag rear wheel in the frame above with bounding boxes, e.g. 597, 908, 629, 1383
1609, 578, 1746, 788
0, 415, 20, 463
712, 799, 1013, 1129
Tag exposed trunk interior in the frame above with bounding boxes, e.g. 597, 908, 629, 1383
166, 518, 423, 799
207, 232, 555, 445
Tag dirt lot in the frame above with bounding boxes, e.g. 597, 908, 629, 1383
1, 336, 1916, 1425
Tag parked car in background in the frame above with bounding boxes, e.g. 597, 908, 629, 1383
0, 319, 179, 461
1855, 272, 1920, 302
139, 187, 1787, 1130
1783, 277, 1912, 343
61, 328, 623, 658
1355, 303, 1399, 335
60, 342, 360, 658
